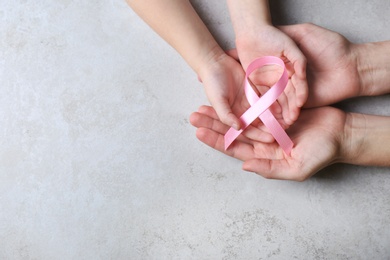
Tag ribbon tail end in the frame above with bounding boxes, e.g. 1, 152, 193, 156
282, 141, 294, 156
224, 138, 231, 151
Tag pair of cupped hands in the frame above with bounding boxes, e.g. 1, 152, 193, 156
190, 23, 363, 181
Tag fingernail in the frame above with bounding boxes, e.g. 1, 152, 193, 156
233, 123, 240, 130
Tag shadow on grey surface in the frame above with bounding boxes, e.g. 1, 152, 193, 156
313, 164, 348, 181
269, 0, 295, 25
333, 94, 390, 116
312, 163, 390, 183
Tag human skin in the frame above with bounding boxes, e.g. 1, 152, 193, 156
126, 0, 243, 130
190, 105, 390, 181
226, 0, 308, 125
227, 23, 390, 107
190, 24, 390, 181
278, 23, 390, 107
126, 0, 307, 130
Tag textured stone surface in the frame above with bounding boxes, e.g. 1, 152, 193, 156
1, 0, 389, 259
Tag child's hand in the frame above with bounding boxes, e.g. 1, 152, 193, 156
235, 25, 308, 127
197, 53, 276, 143
197, 53, 244, 131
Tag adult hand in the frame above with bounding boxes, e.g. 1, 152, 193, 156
190, 105, 349, 181
279, 23, 362, 107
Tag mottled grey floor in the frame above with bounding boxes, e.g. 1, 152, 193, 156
1, 0, 389, 259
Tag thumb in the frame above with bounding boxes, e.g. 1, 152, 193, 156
281, 36, 308, 107
243, 158, 291, 180
225, 49, 240, 62
211, 98, 241, 130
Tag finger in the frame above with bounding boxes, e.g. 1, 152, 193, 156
200, 105, 275, 143
292, 59, 308, 107
243, 158, 306, 181
189, 111, 230, 135
284, 60, 295, 78
190, 108, 251, 144
280, 37, 308, 108
276, 91, 293, 126
211, 98, 241, 130
197, 75, 203, 83
197, 106, 246, 136
279, 25, 311, 108
190, 111, 249, 145
284, 80, 300, 123
193, 108, 273, 143
195, 127, 224, 151
225, 49, 239, 62
196, 127, 255, 161
243, 125, 274, 143
198, 105, 219, 119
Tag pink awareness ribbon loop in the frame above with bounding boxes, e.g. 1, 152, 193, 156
224, 56, 294, 155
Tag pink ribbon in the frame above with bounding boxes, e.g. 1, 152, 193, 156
224, 56, 293, 155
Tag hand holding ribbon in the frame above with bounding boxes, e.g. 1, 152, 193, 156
224, 56, 293, 155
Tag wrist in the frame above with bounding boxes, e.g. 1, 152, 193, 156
235, 24, 273, 46
227, 0, 272, 39
354, 41, 390, 97
341, 112, 390, 167
234, 24, 276, 69
195, 44, 227, 81
354, 43, 375, 97
339, 112, 367, 165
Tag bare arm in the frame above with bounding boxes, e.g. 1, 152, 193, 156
357, 41, 390, 97
330, 39, 390, 167
189, 23, 390, 180
127, 0, 247, 130
342, 112, 390, 167
190, 105, 390, 181
226, 0, 271, 35
126, 0, 224, 73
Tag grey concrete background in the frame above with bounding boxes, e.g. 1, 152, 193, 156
0, 0, 389, 259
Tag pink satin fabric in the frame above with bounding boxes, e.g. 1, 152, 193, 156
224, 56, 294, 155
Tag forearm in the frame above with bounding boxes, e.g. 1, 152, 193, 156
355, 41, 390, 96
126, 0, 224, 74
226, 0, 271, 38
341, 112, 390, 167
